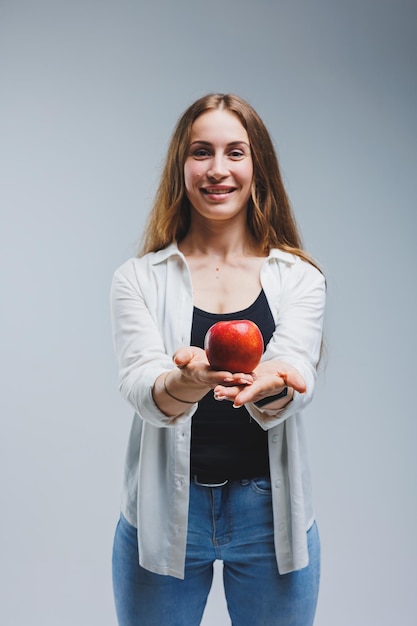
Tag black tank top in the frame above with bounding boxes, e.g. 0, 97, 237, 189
190, 289, 275, 480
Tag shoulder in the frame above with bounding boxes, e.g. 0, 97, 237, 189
267, 249, 325, 284
112, 257, 148, 292
112, 244, 188, 299
114, 244, 184, 280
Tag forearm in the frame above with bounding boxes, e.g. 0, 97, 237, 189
152, 368, 210, 418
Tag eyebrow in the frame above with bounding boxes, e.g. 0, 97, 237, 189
189, 140, 250, 148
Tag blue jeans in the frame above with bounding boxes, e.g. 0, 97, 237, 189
112, 477, 320, 626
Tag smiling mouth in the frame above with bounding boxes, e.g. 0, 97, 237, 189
201, 187, 236, 195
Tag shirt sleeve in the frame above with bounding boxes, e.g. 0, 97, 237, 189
110, 260, 197, 428
247, 257, 326, 430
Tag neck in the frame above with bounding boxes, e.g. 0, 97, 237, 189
180, 216, 262, 260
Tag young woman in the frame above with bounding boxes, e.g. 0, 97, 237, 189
111, 93, 326, 626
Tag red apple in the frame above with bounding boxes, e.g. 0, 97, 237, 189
204, 320, 264, 373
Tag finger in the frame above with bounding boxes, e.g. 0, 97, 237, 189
276, 370, 306, 394
230, 385, 260, 408
213, 384, 241, 401
223, 374, 253, 385
173, 348, 194, 368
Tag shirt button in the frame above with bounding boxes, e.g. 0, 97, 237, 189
272, 434, 280, 443
278, 523, 286, 532
175, 478, 184, 488
274, 479, 282, 488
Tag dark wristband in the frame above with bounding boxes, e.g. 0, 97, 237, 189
254, 386, 288, 407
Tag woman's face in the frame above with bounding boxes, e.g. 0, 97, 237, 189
184, 109, 253, 223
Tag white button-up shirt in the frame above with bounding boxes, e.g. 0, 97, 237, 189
110, 243, 326, 579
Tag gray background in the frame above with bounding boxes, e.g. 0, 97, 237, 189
1, 1, 416, 624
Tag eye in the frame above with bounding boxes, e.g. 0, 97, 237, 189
191, 148, 211, 159
229, 149, 245, 159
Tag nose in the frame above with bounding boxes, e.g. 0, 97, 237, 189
207, 154, 228, 180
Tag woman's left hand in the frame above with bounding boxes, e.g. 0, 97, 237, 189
213, 359, 306, 408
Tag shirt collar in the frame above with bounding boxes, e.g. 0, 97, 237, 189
149, 243, 297, 265
267, 248, 297, 264
149, 242, 184, 265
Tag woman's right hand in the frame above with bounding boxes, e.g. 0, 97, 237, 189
152, 346, 253, 418
173, 346, 253, 388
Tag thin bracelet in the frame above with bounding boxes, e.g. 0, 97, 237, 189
163, 371, 199, 404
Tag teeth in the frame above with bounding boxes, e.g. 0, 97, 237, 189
204, 189, 233, 194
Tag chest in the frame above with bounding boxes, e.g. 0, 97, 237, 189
188, 257, 266, 314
